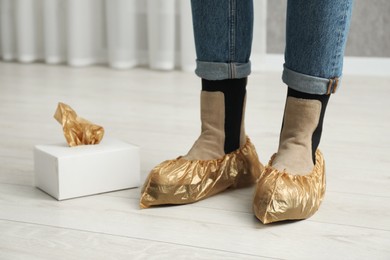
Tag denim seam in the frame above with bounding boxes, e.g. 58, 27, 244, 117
230, 0, 235, 63
332, 1, 349, 77
229, 0, 236, 79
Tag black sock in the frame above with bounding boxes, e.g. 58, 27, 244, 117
287, 87, 330, 163
202, 78, 247, 154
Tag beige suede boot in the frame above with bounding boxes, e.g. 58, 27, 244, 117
183, 91, 246, 160
272, 97, 321, 175
140, 78, 263, 208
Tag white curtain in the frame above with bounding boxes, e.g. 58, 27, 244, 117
0, 0, 266, 72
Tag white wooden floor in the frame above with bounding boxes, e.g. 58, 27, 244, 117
0, 62, 389, 259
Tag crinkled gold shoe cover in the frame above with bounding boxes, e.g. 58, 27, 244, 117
253, 150, 326, 224
140, 137, 263, 208
54, 102, 104, 147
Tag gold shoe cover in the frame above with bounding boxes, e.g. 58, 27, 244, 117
140, 137, 263, 208
253, 149, 325, 224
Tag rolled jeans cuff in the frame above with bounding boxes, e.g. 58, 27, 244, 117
282, 65, 342, 95
195, 60, 251, 80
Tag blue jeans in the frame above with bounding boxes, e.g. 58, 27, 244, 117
191, 0, 354, 95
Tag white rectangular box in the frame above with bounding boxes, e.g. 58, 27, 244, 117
34, 138, 140, 200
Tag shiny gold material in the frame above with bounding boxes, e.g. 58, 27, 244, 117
54, 102, 104, 147
140, 137, 263, 208
253, 149, 326, 224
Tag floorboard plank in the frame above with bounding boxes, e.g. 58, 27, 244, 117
0, 184, 389, 259
0, 220, 265, 260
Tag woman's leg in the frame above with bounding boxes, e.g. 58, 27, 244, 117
274, 0, 354, 174
140, 0, 262, 208
254, 0, 354, 224
192, 0, 253, 80
187, 0, 254, 160
284, 0, 353, 94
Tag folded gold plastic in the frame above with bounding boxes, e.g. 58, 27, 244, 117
140, 137, 263, 208
54, 102, 104, 147
253, 149, 326, 224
